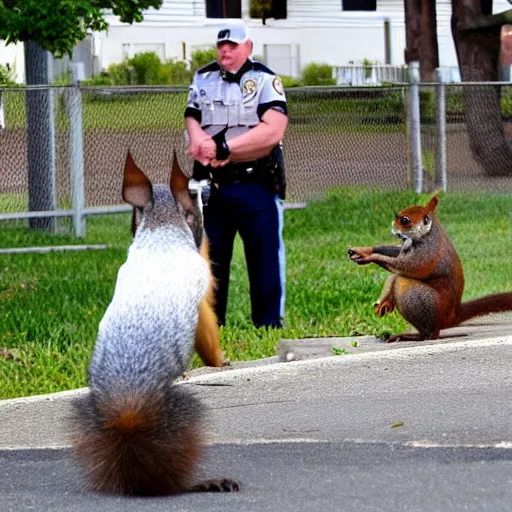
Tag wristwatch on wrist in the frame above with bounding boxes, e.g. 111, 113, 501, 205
213, 131, 231, 160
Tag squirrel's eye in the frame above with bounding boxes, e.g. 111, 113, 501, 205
399, 216, 411, 226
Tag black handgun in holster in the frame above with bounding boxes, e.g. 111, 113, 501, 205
260, 144, 286, 200
192, 160, 211, 181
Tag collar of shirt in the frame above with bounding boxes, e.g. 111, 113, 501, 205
220, 59, 253, 84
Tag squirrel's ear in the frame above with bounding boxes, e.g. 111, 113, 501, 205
426, 190, 441, 213
123, 151, 153, 208
170, 150, 193, 212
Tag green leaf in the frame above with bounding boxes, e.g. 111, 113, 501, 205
0, 0, 163, 57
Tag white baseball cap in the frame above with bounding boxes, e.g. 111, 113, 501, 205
216, 24, 250, 45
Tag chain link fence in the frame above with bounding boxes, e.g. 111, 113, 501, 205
419, 81, 512, 192
0, 81, 511, 245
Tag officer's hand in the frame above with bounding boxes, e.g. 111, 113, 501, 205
187, 133, 213, 165
200, 138, 217, 160
187, 134, 214, 164
210, 157, 232, 168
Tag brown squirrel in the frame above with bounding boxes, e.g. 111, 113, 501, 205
348, 193, 512, 342
70, 152, 238, 495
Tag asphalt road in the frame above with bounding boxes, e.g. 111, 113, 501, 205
1, 442, 512, 512
1, 332, 512, 511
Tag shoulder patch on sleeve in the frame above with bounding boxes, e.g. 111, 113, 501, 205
273, 76, 284, 95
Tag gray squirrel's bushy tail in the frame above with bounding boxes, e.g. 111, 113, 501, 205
71, 384, 204, 496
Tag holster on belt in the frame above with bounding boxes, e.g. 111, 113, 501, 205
192, 144, 286, 200
259, 144, 286, 200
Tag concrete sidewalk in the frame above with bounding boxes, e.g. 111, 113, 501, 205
1, 314, 511, 451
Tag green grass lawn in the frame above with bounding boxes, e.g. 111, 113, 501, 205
0, 188, 511, 399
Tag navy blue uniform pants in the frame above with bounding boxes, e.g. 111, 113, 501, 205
203, 182, 285, 328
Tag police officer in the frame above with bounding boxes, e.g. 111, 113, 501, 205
184, 22, 288, 328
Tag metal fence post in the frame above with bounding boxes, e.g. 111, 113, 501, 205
408, 61, 423, 193
69, 65, 86, 237
435, 68, 447, 191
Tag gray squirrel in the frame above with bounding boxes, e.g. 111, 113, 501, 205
70, 152, 238, 495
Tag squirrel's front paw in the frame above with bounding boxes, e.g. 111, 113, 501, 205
347, 246, 373, 264
191, 478, 240, 493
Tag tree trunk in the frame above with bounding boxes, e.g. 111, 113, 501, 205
452, 0, 512, 176
404, 0, 421, 63
404, 0, 439, 81
420, 0, 439, 81
24, 41, 57, 231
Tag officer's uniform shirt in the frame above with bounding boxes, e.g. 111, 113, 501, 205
184, 59, 287, 144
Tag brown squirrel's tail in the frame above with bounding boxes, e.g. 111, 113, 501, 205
195, 236, 224, 367
70, 384, 204, 496
455, 293, 512, 326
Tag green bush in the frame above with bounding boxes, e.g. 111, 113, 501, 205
53, 72, 72, 86
129, 51, 165, 85
161, 59, 193, 85
81, 72, 115, 86
107, 61, 136, 85
0, 63, 16, 85
281, 75, 302, 88
301, 63, 336, 86
190, 47, 217, 73
102, 51, 190, 86
500, 87, 512, 117
419, 89, 435, 121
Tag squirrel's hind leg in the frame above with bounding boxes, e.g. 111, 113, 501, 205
392, 278, 441, 341
374, 275, 396, 317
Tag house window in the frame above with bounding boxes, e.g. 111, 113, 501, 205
272, 0, 287, 19
342, 0, 376, 11
206, 0, 242, 18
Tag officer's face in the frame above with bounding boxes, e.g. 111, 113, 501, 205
217, 41, 252, 73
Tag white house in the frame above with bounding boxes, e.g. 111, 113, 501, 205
1, 0, 511, 82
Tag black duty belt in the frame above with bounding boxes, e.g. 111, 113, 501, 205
211, 161, 262, 185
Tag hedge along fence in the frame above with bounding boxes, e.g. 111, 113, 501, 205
0, 86, 407, 133
5, 82, 512, 133
85, 52, 338, 88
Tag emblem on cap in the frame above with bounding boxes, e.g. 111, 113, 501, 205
218, 29, 231, 40
243, 79, 257, 95
273, 77, 284, 95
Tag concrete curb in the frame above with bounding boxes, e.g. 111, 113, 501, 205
1, 332, 511, 450
2, 330, 511, 408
